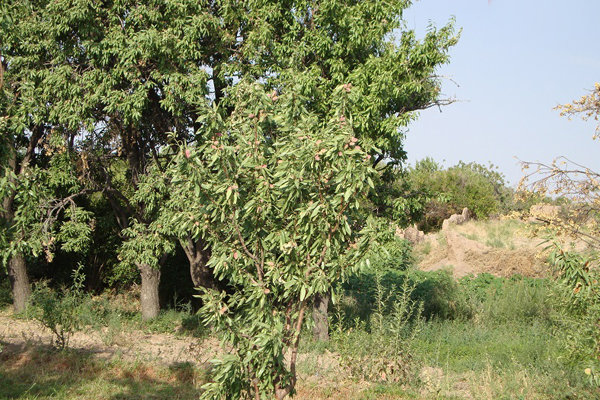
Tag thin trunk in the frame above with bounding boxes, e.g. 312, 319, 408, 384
312, 292, 330, 341
7, 254, 30, 313
138, 263, 160, 320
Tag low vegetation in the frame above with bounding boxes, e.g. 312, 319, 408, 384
3, 259, 599, 399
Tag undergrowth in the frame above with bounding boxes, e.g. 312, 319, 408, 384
323, 263, 600, 398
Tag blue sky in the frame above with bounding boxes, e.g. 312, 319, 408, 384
401, 0, 600, 185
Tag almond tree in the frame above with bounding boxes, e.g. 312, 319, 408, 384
1, 1, 95, 312
2, 0, 457, 321
519, 84, 600, 378
520, 83, 600, 248
163, 80, 375, 399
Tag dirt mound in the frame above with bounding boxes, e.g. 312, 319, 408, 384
417, 220, 548, 278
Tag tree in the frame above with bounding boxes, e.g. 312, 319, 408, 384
519, 83, 600, 249
165, 80, 375, 399
0, 1, 94, 312
2, 0, 221, 318
519, 84, 600, 378
1, 0, 458, 322
238, 0, 458, 340
110, 0, 458, 326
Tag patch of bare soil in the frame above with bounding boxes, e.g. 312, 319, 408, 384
0, 310, 220, 366
417, 221, 548, 278
0, 310, 347, 387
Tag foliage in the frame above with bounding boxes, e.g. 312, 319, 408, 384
1, 1, 460, 395
548, 244, 600, 383
154, 81, 375, 399
405, 158, 511, 231
332, 271, 423, 383
362, 217, 414, 272
1, 0, 459, 323
28, 264, 87, 349
338, 268, 473, 329
0, 134, 93, 264
519, 85, 600, 385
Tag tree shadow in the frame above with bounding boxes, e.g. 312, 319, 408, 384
0, 342, 203, 400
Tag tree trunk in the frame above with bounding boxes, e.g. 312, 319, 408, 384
7, 254, 31, 313
190, 258, 216, 290
312, 292, 330, 342
3, 128, 42, 314
138, 263, 160, 320
182, 237, 217, 290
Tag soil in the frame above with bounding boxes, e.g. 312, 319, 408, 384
0, 310, 343, 385
0, 310, 220, 366
416, 220, 551, 278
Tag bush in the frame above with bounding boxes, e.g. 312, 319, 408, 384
364, 219, 414, 272
338, 269, 474, 329
332, 271, 423, 383
406, 158, 512, 231
29, 265, 88, 349
408, 270, 474, 321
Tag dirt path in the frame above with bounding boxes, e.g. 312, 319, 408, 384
0, 310, 219, 366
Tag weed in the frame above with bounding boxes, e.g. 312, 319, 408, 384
332, 271, 423, 383
28, 265, 88, 349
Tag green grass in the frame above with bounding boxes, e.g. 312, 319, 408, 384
413, 319, 557, 372
4, 269, 600, 399
324, 269, 600, 399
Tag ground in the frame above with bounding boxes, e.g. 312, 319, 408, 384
1, 218, 598, 399
414, 218, 579, 278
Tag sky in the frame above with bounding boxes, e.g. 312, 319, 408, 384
400, 0, 600, 186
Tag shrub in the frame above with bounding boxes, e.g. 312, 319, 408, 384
332, 271, 423, 383
29, 264, 87, 349
406, 158, 512, 231
364, 218, 414, 272
408, 269, 474, 321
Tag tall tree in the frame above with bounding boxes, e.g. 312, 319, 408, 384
1, 1, 94, 312
2, 0, 457, 323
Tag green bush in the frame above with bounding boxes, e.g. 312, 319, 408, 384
332, 271, 423, 383
408, 270, 474, 321
29, 265, 88, 349
406, 158, 512, 231
338, 269, 474, 327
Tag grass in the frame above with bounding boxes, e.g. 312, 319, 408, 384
3, 262, 600, 399
0, 346, 205, 399
321, 269, 600, 399
470, 219, 523, 249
